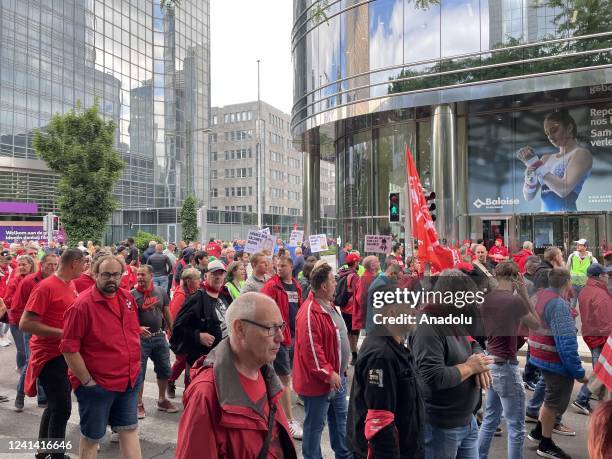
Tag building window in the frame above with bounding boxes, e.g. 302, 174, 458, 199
288, 208, 300, 216
210, 188, 218, 197
212, 115, 218, 125
211, 170, 217, 179
248, 205, 253, 212
224, 114, 229, 123
249, 186, 253, 196
209, 133, 217, 144
269, 205, 284, 214
212, 151, 217, 161
225, 188, 229, 197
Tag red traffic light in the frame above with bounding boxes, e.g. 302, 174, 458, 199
390, 194, 399, 203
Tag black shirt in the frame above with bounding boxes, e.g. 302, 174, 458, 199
283, 281, 299, 337
148, 252, 173, 277
348, 334, 424, 459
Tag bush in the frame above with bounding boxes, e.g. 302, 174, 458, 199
134, 230, 164, 252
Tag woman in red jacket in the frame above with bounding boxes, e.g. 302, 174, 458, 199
4, 255, 36, 372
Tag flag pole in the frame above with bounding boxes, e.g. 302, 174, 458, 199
404, 144, 414, 259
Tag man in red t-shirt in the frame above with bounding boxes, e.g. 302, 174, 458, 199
205, 238, 222, 259
176, 292, 297, 458
61, 255, 142, 458
20, 248, 84, 457
488, 237, 510, 265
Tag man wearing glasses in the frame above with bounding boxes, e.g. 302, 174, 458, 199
61, 254, 142, 459
176, 292, 297, 459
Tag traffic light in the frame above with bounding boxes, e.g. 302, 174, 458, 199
425, 190, 436, 222
389, 192, 400, 222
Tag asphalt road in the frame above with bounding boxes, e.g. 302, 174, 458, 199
0, 335, 595, 459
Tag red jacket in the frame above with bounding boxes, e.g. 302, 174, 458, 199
578, 278, 612, 349
176, 339, 297, 459
512, 249, 533, 273
293, 292, 341, 397
3, 272, 24, 309
8, 271, 43, 326
353, 271, 377, 330
593, 336, 612, 392
261, 274, 302, 346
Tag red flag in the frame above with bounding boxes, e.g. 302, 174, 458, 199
405, 145, 459, 272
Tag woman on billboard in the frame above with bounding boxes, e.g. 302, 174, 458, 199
517, 110, 593, 211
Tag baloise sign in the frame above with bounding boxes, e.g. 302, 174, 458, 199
467, 84, 612, 214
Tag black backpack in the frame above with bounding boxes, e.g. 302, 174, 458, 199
334, 272, 353, 308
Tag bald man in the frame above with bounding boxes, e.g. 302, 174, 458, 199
176, 293, 297, 458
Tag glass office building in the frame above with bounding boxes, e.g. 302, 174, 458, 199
292, 0, 612, 257
0, 0, 210, 240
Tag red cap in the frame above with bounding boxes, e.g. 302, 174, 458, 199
462, 239, 471, 245
604, 250, 612, 258
346, 253, 362, 264
496, 237, 504, 243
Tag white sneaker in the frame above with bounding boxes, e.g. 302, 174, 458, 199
110, 431, 120, 443
288, 419, 303, 440
0, 337, 11, 347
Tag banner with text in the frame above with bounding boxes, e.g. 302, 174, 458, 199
364, 235, 393, 254
308, 234, 328, 253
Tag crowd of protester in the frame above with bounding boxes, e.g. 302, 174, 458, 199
0, 235, 611, 459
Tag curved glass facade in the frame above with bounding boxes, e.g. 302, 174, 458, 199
0, 0, 210, 224
293, 0, 612, 255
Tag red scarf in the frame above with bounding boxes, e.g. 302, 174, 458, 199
201, 281, 221, 295
136, 282, 157, 310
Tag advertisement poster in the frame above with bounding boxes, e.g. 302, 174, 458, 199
289, 230, 304, 246
308, 234, 328, 253
0, 225, 46, 243
364, 235, 393, 254
468, 85, 612, 214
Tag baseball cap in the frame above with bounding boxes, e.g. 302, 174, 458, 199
574, 238, 588, 246
207, 260, 226, 273
587, 263, 612, 277
604, 250, 612, 259
346, 253, 362, 264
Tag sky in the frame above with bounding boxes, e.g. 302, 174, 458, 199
210, 0, 294, 115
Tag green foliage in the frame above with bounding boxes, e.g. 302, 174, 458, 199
180, 195, 199, 243
388, 0, 611, 95
33, 104, 124, 245
134, 230, 164, 252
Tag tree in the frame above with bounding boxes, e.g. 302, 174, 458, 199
134, 230, 165, 252
180, 195, 199, 243
33, 104, 124, 245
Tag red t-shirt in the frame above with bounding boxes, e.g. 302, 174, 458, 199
238, 371, 285, 459
480, 290, 529, 360
73, 273, 95, 294
61, 287, 141, 392
23, 274, 77, 397
25, 274, 78, 351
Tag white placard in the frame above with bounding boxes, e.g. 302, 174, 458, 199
245, 229, 269, 254
320, 255, 338, 274
308, 234, 328, 253
364, 235, 393, 254
289, 230, 304, 246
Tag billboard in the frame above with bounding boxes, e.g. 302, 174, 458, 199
468, 85, 612, 214
0, 225, 46, 243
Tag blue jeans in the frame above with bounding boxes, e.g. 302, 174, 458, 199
478, 362, 525, 459
424, 416, 479, 459
139, 335, 172, 385
575, 346, 602, 405
570, 283, 584, 308
526, 377, 561, 424
16, 332, 47, 403
75, 382, 139, 442
153, 276, 168, 292
10, 324, 26, 370
301, 378, 352, 459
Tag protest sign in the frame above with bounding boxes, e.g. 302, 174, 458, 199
308, 234, 328, 253
289, 230, 304, 246
364, 235, 393, 254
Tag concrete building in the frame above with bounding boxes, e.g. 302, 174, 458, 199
0, 0, 210, 242
292, 0, 612, 258
210, 101, 335, 218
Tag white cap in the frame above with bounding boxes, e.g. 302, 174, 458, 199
574, 239, 588, 246
207, 260, 226, 273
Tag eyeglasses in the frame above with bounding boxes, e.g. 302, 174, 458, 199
241, 319, 286, 336
99, 272, 122, 280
